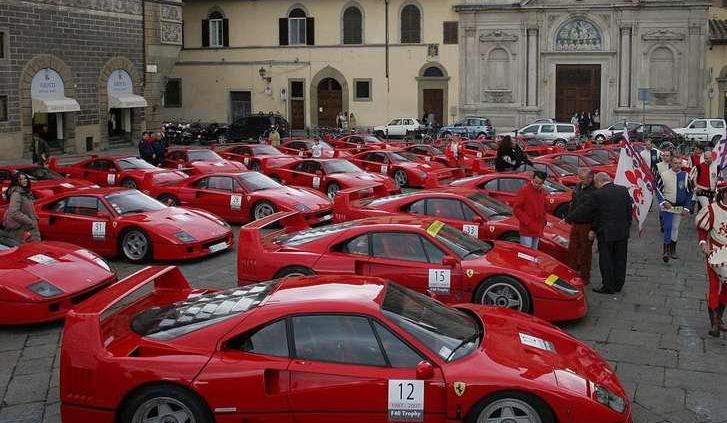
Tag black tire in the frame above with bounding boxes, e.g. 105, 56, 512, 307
250, 160, 262, 172
595, 134, 605, 142
119, 384, 213, 423
251, 201, 276, 220
120, 228, 152, 263
326, 183, 341, 198
158, 194, 179, 207
474, 276, 532, 313
393, 170, 408, 187
274, 266, 315, 278
553, 203, 570, 219
501, 232, 520, 243
553, 139, 566, 148
121, 178, 138, 189
466, 391, 555, 423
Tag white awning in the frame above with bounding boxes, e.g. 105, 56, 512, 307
109, 94, 148, 109
32, 97, 81, 114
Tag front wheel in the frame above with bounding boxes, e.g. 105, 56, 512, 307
468, 392, 555, 423
121, 178, 138, 189
121, 229, 151, 263
119, 384, 213, 423
326, 183, 341, 198
594, 134, 605, 142
394, 170, 408, 187
250, 161, 262, 172
553, 139, 566, 148
252, 201, 276, 220
274, 266, 315, 278
474, 276, 531, 313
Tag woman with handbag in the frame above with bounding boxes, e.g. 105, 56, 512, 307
3, 172, 41, 243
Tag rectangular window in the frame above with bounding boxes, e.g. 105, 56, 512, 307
289, 18, 306, 45
443, 22, 458, 44
0, 96, 7, 122
164, 79, 182, 107
0, 32, 5, 59
291, 81, 304, 99
209, 19, 223, 47
354, 79, 372, 101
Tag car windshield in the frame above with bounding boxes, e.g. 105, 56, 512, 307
583, 151, 611, 165
322, 160, 362, 174
364, 136, 384, 144
382, 282, 481, 362
578, 155, 601, 166
251, 145, 282, 155
18, 167, 63, 180
118, 158, 156, 170
424, 146, 444, 155
467, 193, 512, 217
543, 179, 569, 193
390, 152, 417, 162
131, 280, 279, 340
425, 221, 492, 260
547, 162, 576, 176
105, 190, 166, 214
188, 150, 224, 162
237, 172, 281, 191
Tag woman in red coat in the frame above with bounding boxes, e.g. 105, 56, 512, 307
513, 171, 547, 249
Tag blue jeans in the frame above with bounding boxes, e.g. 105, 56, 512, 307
520, 235, 539, 249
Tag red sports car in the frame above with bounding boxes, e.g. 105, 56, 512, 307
529, 159, 580, 187
450, 173, 573, 218
0, 237, 116, 324
538, 153, 616, 178
331, 133, 388, 152
34, 188, 233, 263
333, 187, 571, 263
147, 170, 333, 224
238, 212, 585, 321
350, 150, 463, 188
460, 140, 498, 159
162, 148, 246, 175
266, 158, 400, 198
0, 165, 98, 199
401, 144, 450, 166
216, 143, 297, 171
278, 139, 338, 158
580, 147, 619, 166
52, 155, 168, 190
60, 266, 630, 423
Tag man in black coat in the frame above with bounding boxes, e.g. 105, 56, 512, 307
567, 172, 633, 294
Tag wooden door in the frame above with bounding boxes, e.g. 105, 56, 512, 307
555, 65, 601, 122
291, 100, 305, 130
317, 78, 342, 128
423, 89, 444, 126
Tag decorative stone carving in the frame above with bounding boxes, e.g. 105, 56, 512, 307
29, 0, 142, 15
161, 22, 182, 45
428, 44, 439, 58
465, 27, 476, 37
555, 19, 602, 51
479, 30, 519, 43
482, 90, 513, 103
642, 29, 685, 41
161, 4, 183, 23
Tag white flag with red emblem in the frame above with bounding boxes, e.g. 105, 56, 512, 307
614, 145, 654, 233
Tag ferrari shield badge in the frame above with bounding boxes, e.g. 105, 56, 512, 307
453, 381, 466, 397
465, 269, 475, 278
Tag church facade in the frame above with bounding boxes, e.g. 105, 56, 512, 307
456, 0, 712, 130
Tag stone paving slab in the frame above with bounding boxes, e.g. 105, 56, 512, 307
0, 207, 725, 422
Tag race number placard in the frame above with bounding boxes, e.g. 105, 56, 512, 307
381, 165, 389, 174
92, 222, 106, 240
312, 177, 321, 189
107, 174, 116, 185
243, 157, 250, 166
428, 269, 451, 294
388, 380, 424, 422
462, 224, 479, 238
230, 195, 242, 210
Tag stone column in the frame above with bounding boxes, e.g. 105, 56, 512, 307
526, 27, 538, 106
618, 27, 632, 107
687, 25, 702, 109
463, 25, 478, 105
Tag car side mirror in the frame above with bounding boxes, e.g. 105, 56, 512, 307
473, 216, 484, 224
315, 170, 323, 176
415, 361, 434, 380
442, 256, 457, 267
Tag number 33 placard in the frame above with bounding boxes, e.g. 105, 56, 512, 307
388, 380, 424, 422
428, 269, 451, 294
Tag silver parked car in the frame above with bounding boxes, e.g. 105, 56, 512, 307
516, 122, 578, 148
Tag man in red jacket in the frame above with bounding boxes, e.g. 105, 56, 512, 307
513, 171, 547, 249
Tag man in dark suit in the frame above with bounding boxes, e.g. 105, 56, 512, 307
567, 172, 633, 294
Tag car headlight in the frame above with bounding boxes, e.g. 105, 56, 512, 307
175, 231, 196, 243
27, 280, 63, 298
295, 204, 311, 213
553, 234, 569, 248
593, 384, 626, 413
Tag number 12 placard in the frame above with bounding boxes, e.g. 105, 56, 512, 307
388, 380, 424, 422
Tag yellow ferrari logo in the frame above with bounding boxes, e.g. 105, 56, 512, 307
453, 381, 466, 396
465, 269, 475, 278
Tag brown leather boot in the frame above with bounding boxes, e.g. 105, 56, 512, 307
709, 308, 721, 337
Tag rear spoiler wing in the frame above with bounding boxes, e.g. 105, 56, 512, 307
238, 211, 309, 253
141, 169, 189, 191
333, 184, 390, 213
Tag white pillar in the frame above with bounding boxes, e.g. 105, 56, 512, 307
526, 28, 538, 106
618, 27, 632, 107
56, 113, 63, 139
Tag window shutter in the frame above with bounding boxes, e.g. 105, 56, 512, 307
306, 17, 315, 45
222, 18, 229, 47
201, 19, 210, 47
279, 18, 289, 45
443, 22, 458, 44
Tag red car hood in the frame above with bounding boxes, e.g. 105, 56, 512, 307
399, 161, 445, 172
454, 304, 625, 395
265, 186, 332, 212
191, 160, 245, 173
479, 241, 581, 287
122, 207, 229, 240
331, 171, 395, 187
0, 241, 114, 300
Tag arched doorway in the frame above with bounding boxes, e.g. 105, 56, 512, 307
317, 78, 343, 128
417, 63, 449, 126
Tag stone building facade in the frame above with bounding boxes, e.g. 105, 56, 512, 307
456, 0, 711, 130
0, 0, 146, 160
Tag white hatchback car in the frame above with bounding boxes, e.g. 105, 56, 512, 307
591, 121, 641, 142
673, 118, 726, 145
373, 118, 424, 138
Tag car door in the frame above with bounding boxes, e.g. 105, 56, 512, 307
165, 150, 187, 169
81, 159, 118, 186
188, 176, 235, 219
538, 124, 555, 142
194, 319, 293, 423
490, 177, 525, 204
688, 120, 708, 141
291, 161, 318, 188
287, 314, 447, 423
360, 152, 390, 175
42, 195, 115, 255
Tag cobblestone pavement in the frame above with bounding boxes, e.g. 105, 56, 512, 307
0, 212, 725, 423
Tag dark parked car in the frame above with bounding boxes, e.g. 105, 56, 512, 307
226, 113, 290, 142
610, 123, 682, 144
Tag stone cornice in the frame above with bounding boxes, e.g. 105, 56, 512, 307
454, 1, 710, 12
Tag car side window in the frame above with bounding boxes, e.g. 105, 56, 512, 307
425, 198, 465, 220
292, 315, 386, 366
341, 234, 369, 255
541, 125, 555, 133
521, 125, 538, 134
711, 120, 725, 129
461, 203, 477, 222
206, 176, 234, 191
560, 156, 579, 166
194, 178, 208, 189
373, 321, 424, 368
230, 319, 288, 357
86, 160, 111, 170
389, 119, 401, 126
368, 153, 385, 163
533, 163, 548, 174
64, 196, 104, 217
499, 178, 526, 192
371, 232, 429, 263
691, 120, 707, 129
484, 179, 499, 191
611, 123, 624, 130
556, 125, 573, 133
420, 236, 444, 264
407, 199, 427, 215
